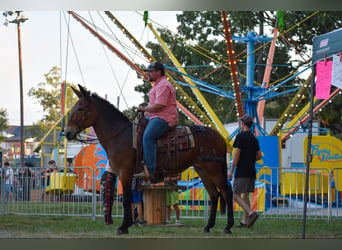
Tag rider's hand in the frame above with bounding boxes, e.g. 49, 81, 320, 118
137, 105, 145, 112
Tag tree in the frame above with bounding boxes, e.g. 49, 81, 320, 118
28, 66, 78, 140
0, 108, 9, 143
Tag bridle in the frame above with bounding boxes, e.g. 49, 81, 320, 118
66, 100, 141, 144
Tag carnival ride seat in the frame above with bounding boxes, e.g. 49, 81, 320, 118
45, 172, 76, 194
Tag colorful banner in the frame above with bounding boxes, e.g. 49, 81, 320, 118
316, 61, 332, 99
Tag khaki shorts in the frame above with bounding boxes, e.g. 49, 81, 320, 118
166, 190, 179, 206
233, 177, 255, 194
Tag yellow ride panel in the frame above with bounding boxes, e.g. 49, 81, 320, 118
280, 171, 329, 196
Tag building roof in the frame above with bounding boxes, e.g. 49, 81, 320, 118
4, 125, 35, 142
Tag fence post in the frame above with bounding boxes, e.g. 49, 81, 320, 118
1, 170, 5, 215
328, 169, 333, 223
92, 168, 96, 221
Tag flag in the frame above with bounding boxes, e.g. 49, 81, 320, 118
143, 11, 148, 26
277, 11, 284, 31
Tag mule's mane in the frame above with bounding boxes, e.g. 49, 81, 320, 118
90, 92, 130, 123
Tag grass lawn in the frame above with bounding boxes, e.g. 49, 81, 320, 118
1, 215, 342, 238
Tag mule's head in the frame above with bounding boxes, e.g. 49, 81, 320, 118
65, 84, 96, 140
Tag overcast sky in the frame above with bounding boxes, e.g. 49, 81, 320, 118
0, 11, 180, 125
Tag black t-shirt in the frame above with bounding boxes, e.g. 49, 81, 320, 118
233, 131, 260, 179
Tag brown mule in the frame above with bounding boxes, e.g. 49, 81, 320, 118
65, 84, 234, 235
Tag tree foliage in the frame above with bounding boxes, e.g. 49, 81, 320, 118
28, 66, 78, 140
0, 108, 9, 143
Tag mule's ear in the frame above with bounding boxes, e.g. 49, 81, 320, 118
71, 85, 82, 98
78, 84, 90, 98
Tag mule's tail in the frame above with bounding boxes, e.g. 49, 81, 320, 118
219, 143, 228, 215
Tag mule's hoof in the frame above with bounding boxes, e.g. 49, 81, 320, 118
223, 228, 232, 234
116, 228, 128, 235
203, 227, 210, 233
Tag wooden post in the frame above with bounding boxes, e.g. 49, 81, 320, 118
142, 185, 186, 225
143, 186, 166, 224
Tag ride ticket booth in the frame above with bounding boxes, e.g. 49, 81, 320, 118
143, 184, 185, 225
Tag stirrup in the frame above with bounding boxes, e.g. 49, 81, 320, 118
134, 166, 151, 179
133, 171, 150, 179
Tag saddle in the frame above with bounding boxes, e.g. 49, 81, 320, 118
156, 126, 195, 152
133, 114, 195, 173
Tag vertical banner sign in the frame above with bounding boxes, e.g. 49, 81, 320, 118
332, 54, 342, 89
316, 61, 332, 99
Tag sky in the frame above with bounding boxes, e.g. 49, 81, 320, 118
0, 11, 180, 125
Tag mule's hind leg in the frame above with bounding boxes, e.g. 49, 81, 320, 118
195, 168, 219, 233
220, 182, 234, 234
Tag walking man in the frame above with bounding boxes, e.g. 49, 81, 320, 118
228, 114, 262, 228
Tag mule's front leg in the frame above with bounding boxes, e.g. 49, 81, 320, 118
204, 196, 218, 233
116, 183, 133, 235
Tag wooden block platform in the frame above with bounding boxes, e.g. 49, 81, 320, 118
143, 185, 186, 225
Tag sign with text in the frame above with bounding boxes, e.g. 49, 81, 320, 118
312, 28, 342, 64
332, 54, 342, 89
304, 136, 342, 169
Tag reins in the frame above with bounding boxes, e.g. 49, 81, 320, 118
72, 111, 141, 144
75, 122, 131, 144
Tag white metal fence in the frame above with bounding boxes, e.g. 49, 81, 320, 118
1, 166, 342, 222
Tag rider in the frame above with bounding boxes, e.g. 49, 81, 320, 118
134, 62, 178, 181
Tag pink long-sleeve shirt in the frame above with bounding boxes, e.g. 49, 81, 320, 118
148, 76, 178, 127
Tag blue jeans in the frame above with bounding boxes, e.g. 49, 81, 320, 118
143, 117, 170, 175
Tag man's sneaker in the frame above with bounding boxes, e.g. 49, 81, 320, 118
166, 220, 171, 224
236, 222, 247, 228
175, 220, 182, 225
247, 212, 259, 228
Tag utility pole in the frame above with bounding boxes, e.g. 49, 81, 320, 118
3, 11, 28, 168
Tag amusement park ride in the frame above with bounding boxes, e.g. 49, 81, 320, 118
38, 11, 342, 208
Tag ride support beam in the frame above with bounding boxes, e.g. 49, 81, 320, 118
281, 88, 341, 143
221, 11, 244, 118
256, 28, 278, 130
104, 11, 153, 62
176, 101, 204, 125
270, 75, 312, 136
